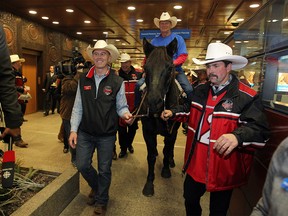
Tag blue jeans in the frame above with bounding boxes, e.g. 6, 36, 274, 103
176, 68, 193, 98
76, 130, 116, 205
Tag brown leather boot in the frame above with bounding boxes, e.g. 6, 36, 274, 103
14, 139, 28, 148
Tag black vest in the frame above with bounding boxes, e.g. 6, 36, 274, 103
79, 70, 123, 136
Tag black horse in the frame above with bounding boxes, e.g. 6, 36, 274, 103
140, 38, 181, 197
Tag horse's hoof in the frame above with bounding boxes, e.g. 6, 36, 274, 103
169, 158, 176, 168
161, 167, 171, 178
142, 181, 154, 197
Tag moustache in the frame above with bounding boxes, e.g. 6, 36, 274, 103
209, 74, 218, 79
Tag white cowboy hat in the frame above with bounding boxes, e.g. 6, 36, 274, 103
86, 40, 119, 63
119, 53, 131, 63
154, 12, 177, 29
192, 42, 248, 70
10, 54, 25, 63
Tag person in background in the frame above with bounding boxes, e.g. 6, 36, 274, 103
117, 53, 142, 158
59, 71, 79, 165
10, 54, 29, 148
69, 40, 133, 215
161, 42, 270, 216
42, 65, 58, 116
250, 136, 288, 216
0, 26, 23, 141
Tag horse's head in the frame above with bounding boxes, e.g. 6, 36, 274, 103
143, 37, 178, 115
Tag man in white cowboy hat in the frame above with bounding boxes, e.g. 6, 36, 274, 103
161, 42, 270, 216
117, 53, 142, 159
69, 40, 133, 215
151, 12, 193, 97
10, 54, 29, 148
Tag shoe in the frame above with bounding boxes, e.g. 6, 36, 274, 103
43, 112, 48, 116
169, 158, 176, 168
112, 151, 117, 160
63, 148, 69, 153
118, 151, 127, 158
128, 146, 134, 153
14, 140, 28, 148
87, 189, 96, 206
94, 204, 107, 215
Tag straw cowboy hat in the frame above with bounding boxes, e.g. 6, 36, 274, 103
119, 53, 131, 63
192, 42, 248, 70
10, 54, 25, 63
154, 12, 178, 29
86, 40, 119, 63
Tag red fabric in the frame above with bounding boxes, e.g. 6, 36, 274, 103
173, 53, 188, 66
2, 150, 15, 162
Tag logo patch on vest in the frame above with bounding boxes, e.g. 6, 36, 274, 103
103, 86, 112, 95
84, 85, 91, 90
222, 99, 233, 111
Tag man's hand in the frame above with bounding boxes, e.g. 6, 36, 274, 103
0, 128, 20, 139
161, 110, 173, 121
213, 134, 238, 157
122, 112, 133, 125
69, 131, 77, 149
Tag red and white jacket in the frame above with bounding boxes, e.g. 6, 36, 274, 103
172, 74, 270, 191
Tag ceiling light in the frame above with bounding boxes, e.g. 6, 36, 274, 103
127, 6, 135, 10
76, 32, 82, 35
122, 43, 126, 45
177, 19, 182, 22
235, 41, 242, 43
136, 19, 143, 22
116, 39, 120, 42
42, 16, 49, 20
249, 4, 260, 8
224, 32, 231, 35
93, 39, 97, 42
283, 18, 288, 21
103, 32, 108, 35
84, 20, 91, 24
174, 5, 182, 9
236, 18, 244, 22
29, 10, 37, 15
52, 21, 59, 24
66, 9, 74, 13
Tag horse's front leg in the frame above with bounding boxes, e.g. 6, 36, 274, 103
141, 119, 158, 197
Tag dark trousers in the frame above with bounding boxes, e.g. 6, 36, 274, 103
118, 120, 138, 152
44, 90, 57, 114
184, 174, 233, 216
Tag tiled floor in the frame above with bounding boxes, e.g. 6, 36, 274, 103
3, 112, 210, 216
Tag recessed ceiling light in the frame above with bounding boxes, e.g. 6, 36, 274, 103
136, 19, 143, 22
116, 39, 120, 41
250, 4, 260, 8
174, 5, 182, 9
103, 32, 108, 35
283, 18, 288, 21
66, 9, 74, 13
29, 10, 37, 15
122, 43, 126, 45
177, 19, 182, 22
84, 20, 91, 24
235, 41, 242, 43
236, 18, 244, 22
52, 21, 59, 24
93, 39, 97, 42
42, 16, 49, 20
224, 31, 231, 35
128, 6, 135, 10
76, 32, 82, 35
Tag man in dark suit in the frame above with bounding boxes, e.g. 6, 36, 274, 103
42, 65, 58, 116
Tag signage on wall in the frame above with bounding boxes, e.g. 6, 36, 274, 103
140, 29, 191, 39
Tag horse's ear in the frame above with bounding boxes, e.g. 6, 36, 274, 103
166, 38, 178, 58
143, 37, 155, 58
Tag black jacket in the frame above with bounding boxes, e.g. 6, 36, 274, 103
0, 26, 23, 128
